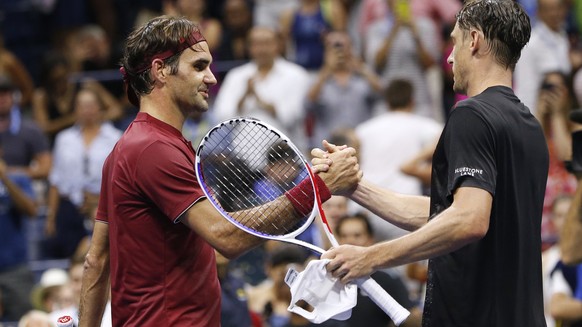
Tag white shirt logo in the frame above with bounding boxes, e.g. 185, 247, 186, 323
454, 167, 484, 177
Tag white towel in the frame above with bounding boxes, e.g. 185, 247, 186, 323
285, 259, 358, 323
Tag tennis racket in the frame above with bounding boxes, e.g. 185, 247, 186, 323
195, 117, 410, 325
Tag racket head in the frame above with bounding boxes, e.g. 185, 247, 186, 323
195, 117, 318, 241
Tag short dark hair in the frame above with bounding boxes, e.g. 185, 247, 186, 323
267, 245, 306, 268
121, 16, 204, 98
385, 79, 413, 109
456, 0, 531, 71
335, 212, 374, 238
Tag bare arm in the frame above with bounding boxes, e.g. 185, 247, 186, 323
312, 143, 429, 230
0, 50, 35, 108
0, 160, 37, 217
79, 221, 110, 327
32, 89, 76, 135
550, 293, 582, 322
374, 23, 400, 72
409, 22, 436, 70
7, 152, 51, 181
44, 185, 60, 237
560, 177, 582, 265
349, 179, 430, 231
323, 187, 492, 282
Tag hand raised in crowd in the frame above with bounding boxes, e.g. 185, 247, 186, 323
537, 83, 568, 117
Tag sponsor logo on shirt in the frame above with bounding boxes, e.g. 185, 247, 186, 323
454, 167, 483, 177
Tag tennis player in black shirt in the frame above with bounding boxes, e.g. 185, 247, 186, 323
315, 1, 549, 326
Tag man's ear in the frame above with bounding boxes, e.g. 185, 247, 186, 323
151, 58, 168, 85
469, 29, 483, 55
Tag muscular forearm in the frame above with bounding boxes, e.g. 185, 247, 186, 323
79, 222, 110, 327
560, 178, 582, 265
350, 180, 429, 231
79, 254, 110, 326
368, 202, 487, 269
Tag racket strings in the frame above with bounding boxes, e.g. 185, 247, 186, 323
199, 122, 313, 236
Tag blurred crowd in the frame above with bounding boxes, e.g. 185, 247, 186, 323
0, 0, 581, 326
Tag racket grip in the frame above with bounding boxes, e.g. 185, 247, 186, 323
355, 277, 411, 326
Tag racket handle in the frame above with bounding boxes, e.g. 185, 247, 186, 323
355, 277, 410, 326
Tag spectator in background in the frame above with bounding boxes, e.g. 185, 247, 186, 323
246, 244, 307, 327
165, 0, 223, 53
216, 0, 253, 62
183, 110, 217, 149
43, 87, 122, 259
335, 212, 421, 327
0, 74, 51, 180
560, 89, 582, 267
355, 79, 441, 241
366, 0, 441, 120
279, 0, 332, 72
30, 268, 69, 314
514, 0, 571, 114
0, 138, 38, 322
216, 250, 254, 327
48, 258, 87, 326
0, 34, 35, 110
17, 310, 53, 327
536, 72, 577, 249
541, 194, 574, 327
214, 26, 311, 151
33, 54, 122, 144
306, 31, 381, 148
69, 25, 126, 112
254, 0, 300, 30
32, 54, 77, 143
548, 260, 582, 327
329, 0, 387, 59
408, 0, 461, 48
321, 195, 350, 238
546, 194, 582, 327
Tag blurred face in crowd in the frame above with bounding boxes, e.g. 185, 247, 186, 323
537, 0, 566, 32
324, 32, 352, 69
224, 0, 252, 31
321, 196, 348, 230
0, 89, 13, 117
249, 27, 279, 68
337, 217, 373, 247
176, 0, 205, 16
552, 196, 572, 233
75, 89, 104, 127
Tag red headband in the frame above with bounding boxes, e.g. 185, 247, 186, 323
120, 29, 206, 107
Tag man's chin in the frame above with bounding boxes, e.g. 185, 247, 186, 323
452, 83, 466, 96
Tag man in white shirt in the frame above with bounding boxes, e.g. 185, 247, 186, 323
514, 0, 571, 114
355, 79, 442, 241
213, 26, 311, 151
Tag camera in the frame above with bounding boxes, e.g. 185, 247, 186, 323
541, 82, 557, 91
